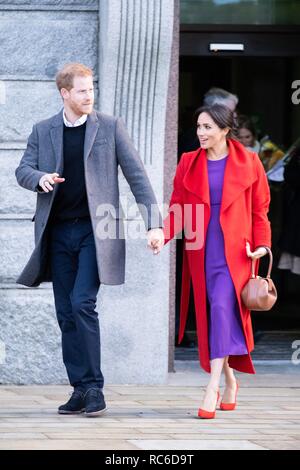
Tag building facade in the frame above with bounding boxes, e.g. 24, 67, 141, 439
0, 0, 178, 385
1, 0, 299, 385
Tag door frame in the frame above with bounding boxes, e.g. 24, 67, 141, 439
180, 24, 300, 57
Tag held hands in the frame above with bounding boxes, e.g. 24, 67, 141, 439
147, 236, 267, 258
147, 228, 165, 255
246, 242, 267, 260
39, 173, 65, 193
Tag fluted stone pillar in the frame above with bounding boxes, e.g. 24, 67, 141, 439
98, 0, 179, 383
0, 0, 179, 385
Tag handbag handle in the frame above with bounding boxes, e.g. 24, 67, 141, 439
251, 246, 273, 278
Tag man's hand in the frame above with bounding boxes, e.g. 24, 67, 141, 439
246, 242, 267, 260
147, 228, 164, 255
39, 173, 65, 193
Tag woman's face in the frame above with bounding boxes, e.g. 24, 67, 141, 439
197, 112, 229, 149
238, 127, 255, 147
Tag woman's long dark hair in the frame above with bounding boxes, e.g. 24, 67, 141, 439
195, 104, 237, 140
237, 114, 257, 138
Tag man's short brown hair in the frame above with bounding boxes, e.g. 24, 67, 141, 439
56, 63, 93, 91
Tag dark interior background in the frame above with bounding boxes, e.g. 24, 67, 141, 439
177, 36, 300, 340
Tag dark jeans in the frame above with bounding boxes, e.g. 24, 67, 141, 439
49, 217, 103, 392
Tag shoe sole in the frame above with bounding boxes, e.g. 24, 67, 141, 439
58, 409, 85, 415
85, 406, 108, 417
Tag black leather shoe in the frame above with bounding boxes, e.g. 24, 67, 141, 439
58, 390, 85, 414
84, 388, 107, 417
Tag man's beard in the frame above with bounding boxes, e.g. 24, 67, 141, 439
70, 101, 93, 115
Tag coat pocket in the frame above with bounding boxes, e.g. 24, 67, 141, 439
93, 138, 107, 146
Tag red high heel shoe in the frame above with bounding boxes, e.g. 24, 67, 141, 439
198, 390, 220, 419
220, 381, 239, 411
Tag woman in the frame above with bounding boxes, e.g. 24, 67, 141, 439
237, 116, 261, 154
151, 104, 271, 419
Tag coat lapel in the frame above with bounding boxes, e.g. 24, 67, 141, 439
50, 110, 64, 174
84, 111, 99, 162
183, 139, 258, 212
221, 139, 258, 212
183, 148, 210, 206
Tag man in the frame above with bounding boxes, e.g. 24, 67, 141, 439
202, 87, 238, 112
15, 63, 163, 417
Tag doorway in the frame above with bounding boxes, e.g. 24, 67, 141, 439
176, 26, 300, 359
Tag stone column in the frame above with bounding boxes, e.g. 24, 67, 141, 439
97, 0, 179, 383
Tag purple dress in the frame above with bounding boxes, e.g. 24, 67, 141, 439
205, 156, 248, 360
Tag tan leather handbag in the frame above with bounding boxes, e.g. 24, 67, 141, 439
241, 247, 277, 311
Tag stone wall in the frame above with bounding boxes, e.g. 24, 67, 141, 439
0, 0, 178, 385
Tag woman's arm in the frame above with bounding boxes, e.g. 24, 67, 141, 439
251, 153, 272, 250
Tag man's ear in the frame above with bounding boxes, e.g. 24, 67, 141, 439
60, 88, 69, 100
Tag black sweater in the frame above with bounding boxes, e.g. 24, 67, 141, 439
50, 122, 90, 222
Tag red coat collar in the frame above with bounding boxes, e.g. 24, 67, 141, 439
183, 139, 258, 212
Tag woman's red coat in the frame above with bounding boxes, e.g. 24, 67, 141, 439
163, 139, 271, 374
